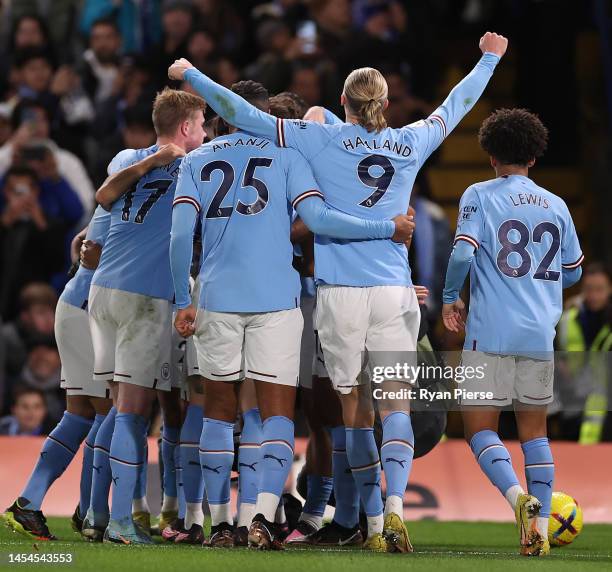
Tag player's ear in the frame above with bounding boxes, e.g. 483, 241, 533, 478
340, 93, 346, 106
489, 156, 496, 169
383, 99, 389, 111
527, 158, 536, 168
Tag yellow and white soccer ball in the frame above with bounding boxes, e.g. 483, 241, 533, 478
548, 492, 583, 546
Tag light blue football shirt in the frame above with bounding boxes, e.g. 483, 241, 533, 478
60, 205, 111, 309
184, 52, 500, 288
454, 174, 583, 353
92, 146, 181, 301
174, 132, 321, 313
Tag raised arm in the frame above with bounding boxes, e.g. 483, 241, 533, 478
170, 59, 278, 141
96, 144, 185, 210
410, 32, 507, 165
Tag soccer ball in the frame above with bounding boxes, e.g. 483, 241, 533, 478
548, 492, 583, 546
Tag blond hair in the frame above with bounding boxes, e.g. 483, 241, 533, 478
152, 88, 206, 136
343, 67, 388, 133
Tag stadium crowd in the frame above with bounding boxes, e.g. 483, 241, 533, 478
0, 0, 608, 442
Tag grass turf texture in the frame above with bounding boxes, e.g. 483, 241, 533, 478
1, 519, 611, 571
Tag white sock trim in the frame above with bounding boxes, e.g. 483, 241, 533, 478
161, 495, 178, 513
209, 502, 232, 526
536, 516, 549, 538
384, 494, 404, 518
185, 502, 204, 529
505, 484, 525, 510
299, 512, 323, 530
132, 497, 149, 513
255, 492, 280, 523
366, 514, 384, 537
238, 503, 256, 528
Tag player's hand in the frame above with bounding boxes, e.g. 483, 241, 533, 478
175, 305, 197, 338
391, 214, 415, 243
152, 143, 185, 167
168, 58, 194, 81
80, 239, 103, 270
442, 299, 466, 333
479, 32, 508, 57
414, 285, 429, 305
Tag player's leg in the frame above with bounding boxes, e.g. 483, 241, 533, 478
1, 394, 95, 541
303, 373, 363, 547
157, 387, 183, 530
105, 290, 173, 545
174, 375, 206, 544
462, 352, 544, 556
316, 285, 387, 551
286, 299, 335, 543
1, 300, 100, 540
243, 308, 302, 550
83, 286, 118, 540
514, 356, 555, 556
365, 285, 421, 553
77, 396, 113, 533
195, 309, 244, 547
234, 379, 262, 544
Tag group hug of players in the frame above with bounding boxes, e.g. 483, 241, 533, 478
2, 31, 584, 557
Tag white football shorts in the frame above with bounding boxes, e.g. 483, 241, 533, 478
89, 285, 173, 391
194, 307, 303, 386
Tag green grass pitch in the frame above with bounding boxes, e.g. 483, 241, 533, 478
1, 519, 611, 571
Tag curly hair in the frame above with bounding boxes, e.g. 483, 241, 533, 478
478, 108, 548, 166
269, 91, 308, 120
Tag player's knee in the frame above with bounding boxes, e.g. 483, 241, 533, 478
66, 396, 96, 419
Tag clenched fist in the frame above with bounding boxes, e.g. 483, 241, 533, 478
479, 32, 508, 57
168, 58, 195, 81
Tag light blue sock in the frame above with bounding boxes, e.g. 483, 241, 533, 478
381, 412, 414, 508
330, 426, 359, 528
303, 475, 333, 518
470, 430, 520, 497
346, 428, 383, 518
161, 426, 180, 500
90, 407, 116, 522
175, 444, 186, 519
199, 418, 234, 514
79, 413, 105, 516
134, 437, 148, 502
180, 405, 204, 505
238, 408, 262, 506
259, 416, 294, 499
109, 413, 148, 521
21, 411, 93, 510
523, 437, 554, 517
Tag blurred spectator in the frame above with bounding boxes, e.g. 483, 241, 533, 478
0, 14, 54, 100
92, 104, 156, 186
557, 264, 612, 443
0, 386, 49, 436
10, 46, 96, 159
409, 177, 452, 342
244, 19, 296, 95
80, 0, 162, 53
1, 283, 56, 381
186, 28, 218, 78
150, 1, 194, 87
289, 63, 322, 108
0, 169, 67, 318
92, 55, 157, 142
18, 340, 63, 425
0, 99, 95, 215
215, 57, 240, 89
79, 18, 122, 104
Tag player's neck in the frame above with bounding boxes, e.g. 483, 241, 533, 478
344, 111, 360, 125
495, 165, 529, 178
156, 135, 186, 151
